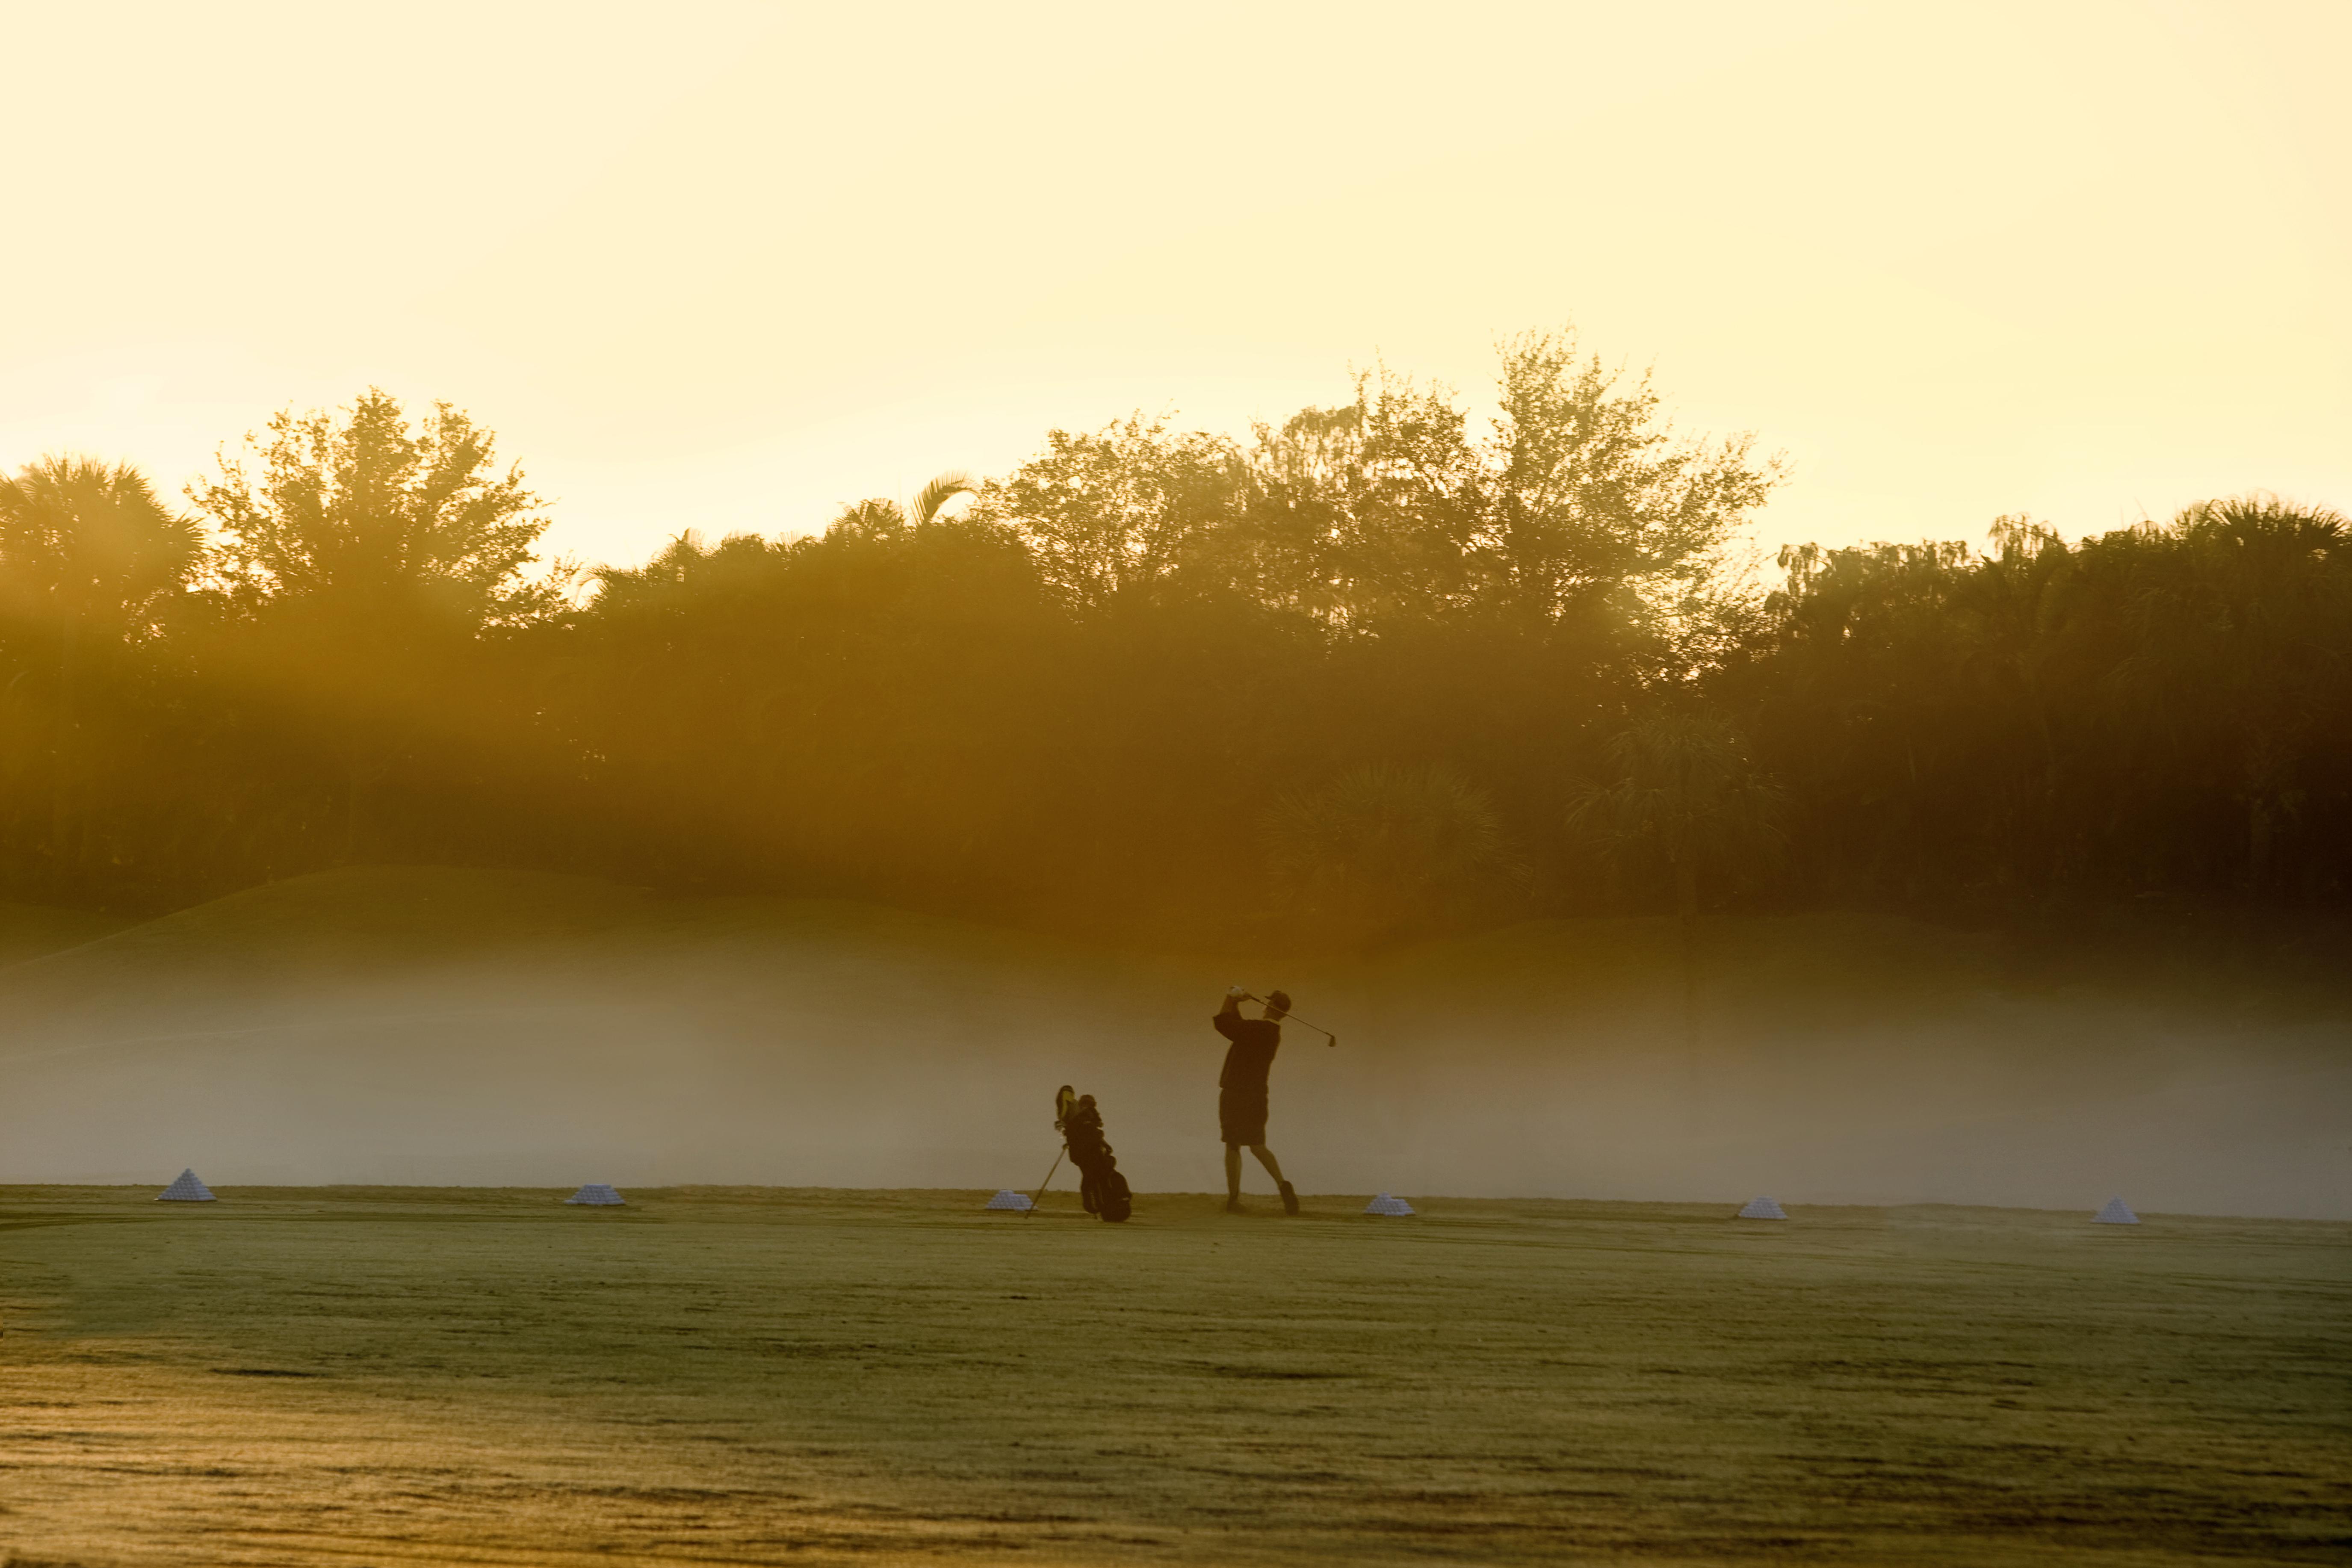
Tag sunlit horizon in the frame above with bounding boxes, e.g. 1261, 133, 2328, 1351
4, 0, 2346, 573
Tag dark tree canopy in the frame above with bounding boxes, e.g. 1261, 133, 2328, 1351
0, 344, 2341, 943
0, 456, 202, 637
981, 330, 1782, 658
191, 389, 563, 628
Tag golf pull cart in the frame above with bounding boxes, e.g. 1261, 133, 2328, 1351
1034, 1085, 1132, 1222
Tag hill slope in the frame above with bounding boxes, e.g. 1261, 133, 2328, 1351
0, 900, 134, 969
2, 867, 2346, 1216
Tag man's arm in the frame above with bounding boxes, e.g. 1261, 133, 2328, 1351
1213, 986, 1245, 1039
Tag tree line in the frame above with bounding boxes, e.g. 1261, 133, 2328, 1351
2, 331, 2344, 945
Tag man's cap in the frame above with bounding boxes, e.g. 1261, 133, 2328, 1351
1265, 989, 1292, 1013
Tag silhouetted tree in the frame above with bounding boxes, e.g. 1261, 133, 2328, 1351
1241, 367, 1485, 625
821, 471, 979, 544
1571, 711, 1784, 920
192, 388, 562, 624
979, 417, 1246, 608
0, 340, 2339, 939
0, 456, 202, 871
1479, 330, 1779, 630
186, 390, 566, 857
2108, 495, 2348, 895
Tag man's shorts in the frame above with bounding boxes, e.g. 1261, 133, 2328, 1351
1218, 1085, 1269, 1146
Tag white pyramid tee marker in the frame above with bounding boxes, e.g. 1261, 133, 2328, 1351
1363, 1192, 1415, 1216
985, 1190, 1034, 1211
564, 1184, 624, 1205
2092, 1197, 2139, 1225
1737, 1196, 1788, 1220
157, 1169, 216, 1202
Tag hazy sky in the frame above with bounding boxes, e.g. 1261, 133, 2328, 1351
4, 0, 2344, 572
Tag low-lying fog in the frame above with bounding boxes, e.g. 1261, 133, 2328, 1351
3, 871, 2345, 1219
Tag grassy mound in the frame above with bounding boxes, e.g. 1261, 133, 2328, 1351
0, 899, 134, 970
0, 865, 656, 989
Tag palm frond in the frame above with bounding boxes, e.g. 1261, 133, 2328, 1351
908, 470, 977, 530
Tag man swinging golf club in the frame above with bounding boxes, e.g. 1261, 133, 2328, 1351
1214, 985, 1299, 1215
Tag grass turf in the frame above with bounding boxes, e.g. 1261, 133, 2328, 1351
1, 1186, 2346, 1566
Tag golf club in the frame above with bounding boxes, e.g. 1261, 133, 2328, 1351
1026, 1144, 1064, 1214
1242, 991, 1337, 1047
1023, 1084, 1084, 1214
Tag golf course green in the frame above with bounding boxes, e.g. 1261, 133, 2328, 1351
3, 1184, 2345, 1565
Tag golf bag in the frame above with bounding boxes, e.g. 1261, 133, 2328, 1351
1054, 1085, 1132, 1223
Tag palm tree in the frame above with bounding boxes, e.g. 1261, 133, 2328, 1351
0, 456, 203, 868
1569, 710, 1784, 1065
823, 471, 978, 543
909, 471, 978, 532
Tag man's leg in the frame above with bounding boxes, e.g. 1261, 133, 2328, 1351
1251, 1146, 1301, 1215
1248, 1145, 1285, 1186
1224, 1143, 1244, 1208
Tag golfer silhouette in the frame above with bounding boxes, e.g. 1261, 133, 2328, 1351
1213, 986, 1298, 1214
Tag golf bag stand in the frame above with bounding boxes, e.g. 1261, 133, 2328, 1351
1053, 1084, 1132, 1223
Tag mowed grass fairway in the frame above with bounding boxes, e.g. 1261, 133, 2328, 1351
3, 1188, 2346, 1567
